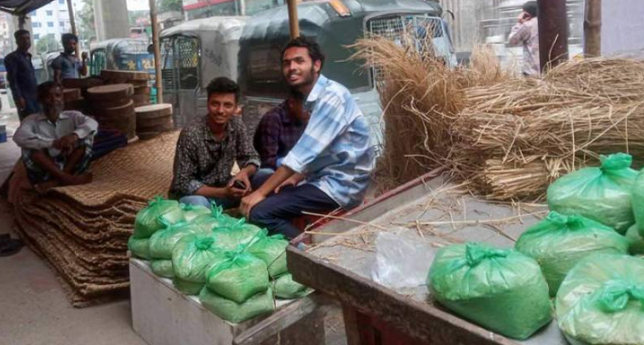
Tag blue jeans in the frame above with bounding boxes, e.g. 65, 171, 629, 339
180, 168, 275, 210
249, 184, 339, 239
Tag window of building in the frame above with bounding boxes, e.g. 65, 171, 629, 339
59, 21, 65, 27
46, 10, 53, 16
34, 34, 39, 40
32, 22, 41, 28
59, 0, 65, 4
30, 10, 36, 16
48, 22, 54, 27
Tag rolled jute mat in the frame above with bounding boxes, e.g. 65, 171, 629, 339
93, 100, 137, 140
62, 77, 105, 90
100, 70, 148, 83
135, 103, 173, 139
87, 83, 134, 101
132, 93, 150, 107
63, 88, 81, 102
64, 98, 86, 112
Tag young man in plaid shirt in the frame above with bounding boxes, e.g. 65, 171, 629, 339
241, 36, 375, 239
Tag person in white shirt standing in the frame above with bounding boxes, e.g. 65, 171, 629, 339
13, 81, 97, 194
509, 1, 540, 76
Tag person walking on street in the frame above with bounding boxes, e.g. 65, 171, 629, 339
51, 33, 88, 84
5, 30, 40, 121
508, 1, 540, 76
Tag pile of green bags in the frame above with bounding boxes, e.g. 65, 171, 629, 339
516, 212, 630, 296
625, 225, 644, 255
128, 197, 312, 324
547, 153, 637, 234
556, 254, 644, 345
427, 243, 552, 340
128, 196, 185, 259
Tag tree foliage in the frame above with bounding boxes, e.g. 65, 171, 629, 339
157, 0, 183, 13
35, 34, 61, 54
77, 0, 96, 41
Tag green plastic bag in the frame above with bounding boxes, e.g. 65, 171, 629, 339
516, 212, 630, 296
133, 196, 185, 239
625, 224, 644, 255
556, 254, 644, 345
199, 287, 275, 324
173, 277, 206, 295
247, 234, 288, 278
273, 273, 312, 299
128, 236, 151, 260
211, 220, 265, 251
149, 222, 207, 260
428, 243, 552, 340
151, 260, 174, 278
180, 203, 211, 222
191, 204, 238, 231
547, 153, 637, 234
632, 169, 644, 236
206, 250, 269, 303
172, 234, 226, 295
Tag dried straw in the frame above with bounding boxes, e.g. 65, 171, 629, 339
352, 33, 644, 200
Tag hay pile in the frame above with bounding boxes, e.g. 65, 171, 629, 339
354, 37, 644, 200
13, 132, 179, 307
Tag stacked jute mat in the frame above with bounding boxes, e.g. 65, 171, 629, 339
13, 131, 179, 307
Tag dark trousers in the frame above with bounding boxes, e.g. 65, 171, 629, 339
249, 184, 339, 239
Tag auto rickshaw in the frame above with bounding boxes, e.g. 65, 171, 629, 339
160, 16, 249, 128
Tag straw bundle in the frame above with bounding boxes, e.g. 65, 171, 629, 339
354, 34, 644, 200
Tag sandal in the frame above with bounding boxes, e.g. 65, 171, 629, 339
0, 238, 24, 257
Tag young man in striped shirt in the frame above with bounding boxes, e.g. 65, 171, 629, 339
241, 36, 375, 239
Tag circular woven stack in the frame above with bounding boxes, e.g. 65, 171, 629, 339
134, 104, 174, 140
87, 84, 136, 139
100, 70, 151, 108
63, 88, 85, 112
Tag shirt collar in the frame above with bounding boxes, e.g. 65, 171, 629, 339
305, 74, 328, 104
37, 111, 69, 121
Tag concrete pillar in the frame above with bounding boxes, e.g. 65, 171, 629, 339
94, 0, 130, 41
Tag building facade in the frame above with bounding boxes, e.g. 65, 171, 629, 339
29, 0, 73, 52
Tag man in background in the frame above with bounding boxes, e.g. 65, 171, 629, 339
5, 30, 40, 121
51, 33, 88, 84
508, 1, 540, 76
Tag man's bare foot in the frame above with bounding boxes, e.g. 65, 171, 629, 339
67, 173, 93, 186
34, 180, 61, 195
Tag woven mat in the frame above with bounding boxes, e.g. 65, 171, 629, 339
50, 131, 179, 207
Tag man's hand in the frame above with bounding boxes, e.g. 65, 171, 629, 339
232, 170, 252, 195
53, 133, 78, 154
518, 11, 529, 24
223, 185, 246, 199
16, 97, 26, 111
240, 191, 266, 218
275, 173, 305, 194
81, 51, 88, 60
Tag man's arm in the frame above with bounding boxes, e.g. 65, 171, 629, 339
51, 57, 63, 84
508, 13, 531, 46
79, 53, 88, 77
71, 112, 98, 139
13, 117, 53, 150
233, 118, 260, 191
5, 55, 23, 103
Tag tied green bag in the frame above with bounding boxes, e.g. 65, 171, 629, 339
516, 212, 630, 296
556, 254, 644, 345
199, 287, 275, 324
428, 243, 552, 340
632, 169, 644, 236
206, 249, 269, 304
148, 222, 208, 260
128, 236, 151, 260
133, 196, 185, 239
180, 203, 211, 223
625, 224, 644, 255
172, 234, 226, 295
247, 234, 288, 278
547, 153, 637, 234
151, 260, 174, 278
273, 273, 312, 299
212, 219, 265, 251
190, 204, 236, 231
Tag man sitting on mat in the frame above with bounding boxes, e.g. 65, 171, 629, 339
170, 77, 262, 209
252, 91, 309, 187
240, 36, 375, 239
13, 81, 97, 194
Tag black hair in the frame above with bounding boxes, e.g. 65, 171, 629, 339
206, 77, 240, 103
289, 90, 305, 101
14, 29, 29, 40
281, 36, 325, 69
37, 81, 61, 101
523, 1, 538, 18
61, 33, 78, 45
